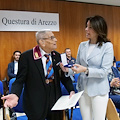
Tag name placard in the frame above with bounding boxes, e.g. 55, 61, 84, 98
0, 10, 59, 31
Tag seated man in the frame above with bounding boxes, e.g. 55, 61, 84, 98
65, 48, 76, 66
8, 50, 21, 80
108, 65, 120, 109
65, 48, 76, 82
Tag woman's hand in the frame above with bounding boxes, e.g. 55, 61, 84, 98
110, 78, 120, 87
71, 64, 87, 73
59, 63, 69, 72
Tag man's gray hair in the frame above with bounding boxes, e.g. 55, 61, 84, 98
35, 30, 51, 44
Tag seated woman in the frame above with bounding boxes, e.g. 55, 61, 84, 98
108, 65, 120, 109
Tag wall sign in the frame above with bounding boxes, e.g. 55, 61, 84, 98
0, 10, 59, 31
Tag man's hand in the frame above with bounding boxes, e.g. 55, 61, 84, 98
69, 91, 75, 99
1, 94, 19, 108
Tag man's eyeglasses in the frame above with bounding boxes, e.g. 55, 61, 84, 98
42, 36, 56, 40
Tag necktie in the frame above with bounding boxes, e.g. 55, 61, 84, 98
44, 54, 54, 79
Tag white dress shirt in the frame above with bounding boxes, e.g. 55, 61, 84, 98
87, 43, 96, 58
39, 47, 52, 76
14, 60, 18, 74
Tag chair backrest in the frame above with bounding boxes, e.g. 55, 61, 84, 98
2, 77, 9, 95
74, 73, 80, 82
9, 78, 24, 112
61, 83, 78, 95
106, 98, 120, 120
9, 78, 16, 93
116, 61, 120, 68
69, 108, 82, 120
61, 84, 69, 95
0, 81, 4, 95
0, 81, 6, 120
0, 81, 4, 109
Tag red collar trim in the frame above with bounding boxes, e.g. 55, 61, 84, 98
33, 45, 42, 60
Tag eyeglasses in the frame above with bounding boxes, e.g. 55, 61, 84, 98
42, 36, 56, 40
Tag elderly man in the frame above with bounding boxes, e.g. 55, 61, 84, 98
2, 30, 75, 120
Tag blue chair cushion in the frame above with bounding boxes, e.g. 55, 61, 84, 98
116, 61, 120, 68
69, 108, 82, 120
17, 115, 28, 120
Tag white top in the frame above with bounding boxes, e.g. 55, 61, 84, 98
87, 43, 96, 58
85, 43, 96, 93
14, 60, 18, 74
39, 47, 52, 76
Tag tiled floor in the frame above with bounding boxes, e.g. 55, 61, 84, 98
0, 108, 25, 120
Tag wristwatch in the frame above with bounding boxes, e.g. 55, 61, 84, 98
84, 68, 89, 76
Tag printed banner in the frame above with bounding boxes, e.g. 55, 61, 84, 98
0, 10, 59, 31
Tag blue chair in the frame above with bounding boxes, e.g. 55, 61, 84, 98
116, 61, 120, 68
69, 108, 82, 120
0, 81, 6, 120
74, 73, 80, 82
61, 83, 78, 95
116, 108, 120, 117
0, 81, 4, 108
8, 78, 28, 120
0, 81, 4, 95
9, 78, 24, 113
61, 83, 82, 120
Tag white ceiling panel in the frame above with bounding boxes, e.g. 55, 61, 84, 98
66, 0, 120, 7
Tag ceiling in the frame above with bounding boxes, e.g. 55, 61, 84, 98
66, 0, 120, 7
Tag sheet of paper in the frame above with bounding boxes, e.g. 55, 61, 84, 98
61, 53, 68, 66
51, 91, 83, 110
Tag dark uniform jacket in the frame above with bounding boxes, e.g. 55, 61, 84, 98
8, 61, 16, 80
11, 45, 74, 120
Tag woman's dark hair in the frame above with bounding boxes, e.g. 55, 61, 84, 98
86, 15, 110, 46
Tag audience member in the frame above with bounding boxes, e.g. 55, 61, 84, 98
60, 15, 113, 120
2, 30, 75, 120
7, 51, 21, 80
108, 63, 120, 109
113, 56, 116, 67
65, 48, 76, 82
65, 48, 76, 65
